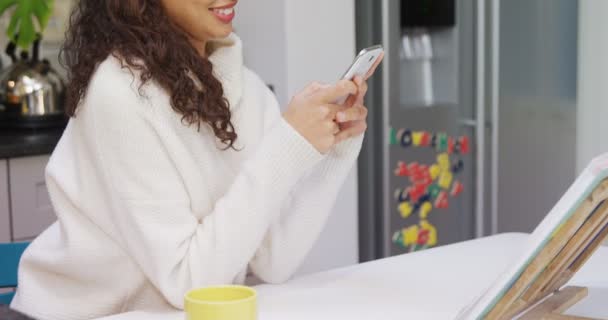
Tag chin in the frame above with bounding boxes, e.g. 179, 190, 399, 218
213, 26, 234, 38
204, 22, 234, 40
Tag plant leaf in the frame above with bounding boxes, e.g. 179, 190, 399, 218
6, 6, 19, 40
17, 15, 36, 49
32, 0, 52, 30
12, 0, 33, 49
4, 0, 53, 49
0, 0, 17, 17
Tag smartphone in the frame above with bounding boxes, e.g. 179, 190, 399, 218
336, 45, 384, 104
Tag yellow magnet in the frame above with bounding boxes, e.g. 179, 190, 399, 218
438, 171, 454, 190
419, 201, 433, 219
429, 164, 441, 180
412, 131, 423, 146
404, 225, 419, 246
437, 153, 450, 171
398, 202, 414, 218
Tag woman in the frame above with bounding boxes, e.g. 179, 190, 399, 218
11, 0, 382, 319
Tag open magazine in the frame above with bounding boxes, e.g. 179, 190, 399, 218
456, 153, 608, 320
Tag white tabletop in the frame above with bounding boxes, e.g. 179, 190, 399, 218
98, 233, 608, 320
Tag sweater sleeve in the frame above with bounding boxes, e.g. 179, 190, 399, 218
82, 65, 325, 308
249, 86, 364, 283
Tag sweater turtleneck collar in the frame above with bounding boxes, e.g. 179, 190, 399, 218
207, 33, 244, 109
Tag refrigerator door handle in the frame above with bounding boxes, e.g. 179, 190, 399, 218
462, 0, 500, 239
489, 0, 501, 236
380, 0, 401, 258
475, 0, 486, 239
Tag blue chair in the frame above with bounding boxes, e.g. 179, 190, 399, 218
0, 242, 29, 305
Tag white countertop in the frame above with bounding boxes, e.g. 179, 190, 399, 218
99, 233, 608, 320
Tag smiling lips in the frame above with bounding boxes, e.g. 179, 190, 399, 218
210, 2, 236, 23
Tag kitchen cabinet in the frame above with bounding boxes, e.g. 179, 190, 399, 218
9, 155, 56, 240
0, 160, 10, 242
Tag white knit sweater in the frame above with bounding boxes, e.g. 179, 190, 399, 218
11, 34, 362, 320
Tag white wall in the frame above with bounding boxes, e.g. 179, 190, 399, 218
232, 0, 289, 106
234, 0, 360, 273
283, 2, 357, 99
285, 1, 358, 275
578, 0, 608, 246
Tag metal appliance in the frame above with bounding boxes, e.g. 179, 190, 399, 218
356, 0, 579, 261
0, 37, 66, 128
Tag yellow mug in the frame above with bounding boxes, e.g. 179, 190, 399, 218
184, 285, 257, 320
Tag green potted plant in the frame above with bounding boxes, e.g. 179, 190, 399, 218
0, 0, 55, 50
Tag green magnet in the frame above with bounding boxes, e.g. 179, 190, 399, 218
437, 133, 448, 152
392, 230, 405, 247
428, 184, 441, 199
389, 127, 398, 145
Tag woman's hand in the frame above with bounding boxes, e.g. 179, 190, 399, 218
283, 80, 357, 154
334, 76, 369, 144
334, 53, 384, 143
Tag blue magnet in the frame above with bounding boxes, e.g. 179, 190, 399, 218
400, 130, 413, 148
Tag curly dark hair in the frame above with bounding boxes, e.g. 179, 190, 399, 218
61, 0, 237, 148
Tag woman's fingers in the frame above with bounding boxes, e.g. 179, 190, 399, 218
336, 104, 368, 123
331, 121, 341, 135
334, 102, 369, 143
301, 81, 329, 96
355, 77, 368, 106
335, 120, 368, 144
314, 80, 357, 104
320, 103, 349, 120
341, 76, 368, 108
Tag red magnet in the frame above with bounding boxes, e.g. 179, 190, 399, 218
417, 229, 430, 245
434, 191, 449, 209
419, 164, 429, 174
411, 164, 430, 184
448, 137, 455, 155
420, 131, 431, 147
409, 183, 427, 204
458, 136, 470, 154
394, 161, 409, 177
408, 189, 421, 204
407, 162, 419, 177
451, 181, 464, 197
421, 176, 433, 188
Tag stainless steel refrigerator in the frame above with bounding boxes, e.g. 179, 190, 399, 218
356, 0, 579, 261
